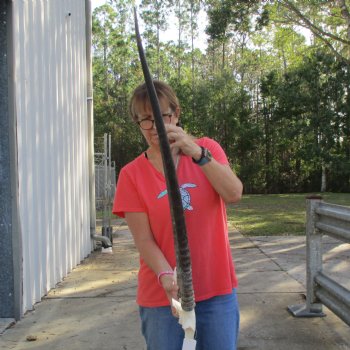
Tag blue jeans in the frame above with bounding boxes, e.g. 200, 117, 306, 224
139, 289, 240, 350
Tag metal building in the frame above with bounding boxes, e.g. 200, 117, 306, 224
0, 0, 97, 322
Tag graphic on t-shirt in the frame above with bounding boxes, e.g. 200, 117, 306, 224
157, 183, 197, 211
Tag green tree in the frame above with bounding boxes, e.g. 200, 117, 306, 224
93, 1, 145, 174
91, 0, 350, 193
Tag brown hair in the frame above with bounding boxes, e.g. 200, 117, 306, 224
129, 80, 180, 122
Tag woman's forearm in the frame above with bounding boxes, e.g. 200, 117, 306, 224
125, 212, 178, 304
136, 236, 173, 274
125, 212, 173, 275
200, 159, 243, 203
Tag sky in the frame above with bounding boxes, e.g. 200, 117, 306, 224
91, 0, 209, 51
92, 0, 106, 9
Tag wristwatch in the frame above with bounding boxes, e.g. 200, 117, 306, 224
192, 146, 212, 166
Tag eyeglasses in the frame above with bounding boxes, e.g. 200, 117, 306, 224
137, 112, 174, 130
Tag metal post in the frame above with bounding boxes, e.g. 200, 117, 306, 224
101, 133, 113, 243
288, 196, 326, 317
305, 196, 324, 314
102, 133, 108, 236
107, 133, 112, 237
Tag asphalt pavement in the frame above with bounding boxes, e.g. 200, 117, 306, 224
1, 221, 349, 350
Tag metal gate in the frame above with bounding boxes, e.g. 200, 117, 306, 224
288, 196, 350, 326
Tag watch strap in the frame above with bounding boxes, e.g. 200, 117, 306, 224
192, 146, 212, 166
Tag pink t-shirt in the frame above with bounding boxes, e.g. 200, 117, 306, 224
112, 137, 238, 307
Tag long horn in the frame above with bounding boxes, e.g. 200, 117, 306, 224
133, 7, 195, 312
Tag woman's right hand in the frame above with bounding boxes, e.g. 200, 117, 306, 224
160, 274, 180, 317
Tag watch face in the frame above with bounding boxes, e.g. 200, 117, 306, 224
198, 147, 212, 165
192, 146, 212, 165
203, 148, 212, 160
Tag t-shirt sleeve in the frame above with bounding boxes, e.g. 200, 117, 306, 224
112, 167, 146, 218
199, 137, 229, 165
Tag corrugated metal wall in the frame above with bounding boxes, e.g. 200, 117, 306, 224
12, 0, 92, 314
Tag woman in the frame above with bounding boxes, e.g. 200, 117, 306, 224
112, 80, 243, 350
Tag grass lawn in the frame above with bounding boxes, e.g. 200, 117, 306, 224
227, 192, 350, 236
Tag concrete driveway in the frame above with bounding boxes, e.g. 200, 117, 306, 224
1, 223, 349, 349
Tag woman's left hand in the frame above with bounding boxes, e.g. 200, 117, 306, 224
165, 124, 201, 159
165, 124, 243, 204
